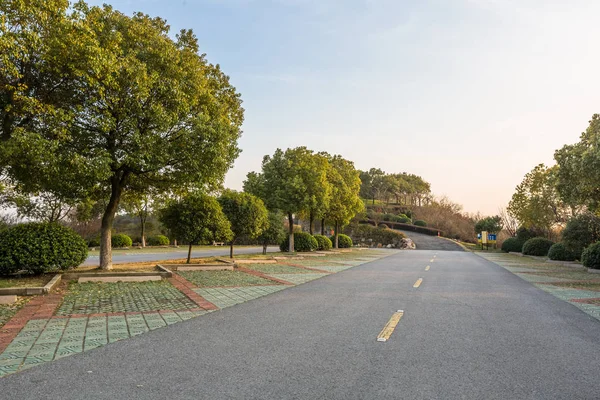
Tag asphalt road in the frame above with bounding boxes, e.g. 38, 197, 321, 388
83, 246, 279, 266
3, 250, 600, 399
398, 230, 465, 251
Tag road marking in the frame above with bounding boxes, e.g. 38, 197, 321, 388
377, 310, 404, 342
430, 259, 434, 263
425, 265, 430, 271
413, 278, 423, 288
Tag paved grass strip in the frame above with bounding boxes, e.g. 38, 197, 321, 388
178, 270, 275, 288
243, 264, 314, 274
195, 286, 286, 309
267, 273, 329, 285
56, 281, 198, 315
0, 297, 30, 328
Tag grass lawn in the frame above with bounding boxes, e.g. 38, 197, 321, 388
0, 297, 30, 327
0, 275, 53, 288
550, 281, 600, 291
243, 264, 314, 274
178, 270, 276, 287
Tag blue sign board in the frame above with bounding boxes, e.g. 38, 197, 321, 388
488, 234, 497, 241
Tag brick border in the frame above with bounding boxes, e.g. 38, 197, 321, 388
236, 267, 296, 286
168, 275, 219, 310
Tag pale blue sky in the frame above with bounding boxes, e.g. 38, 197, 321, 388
88, 0, 600, 214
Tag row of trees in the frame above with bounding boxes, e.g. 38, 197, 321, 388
507, 114, 600, 237
359, 169, 431, 206
244, 147, 363, 251
0, 0, 244, 269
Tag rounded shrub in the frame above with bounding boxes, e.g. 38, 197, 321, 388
501, 237, 522, 253
398, 216, 411, 223
87, 237, 101, 247
547, 243, 577, 261
582, 242, 600, 269
378, 223, 389, 229
522, 237, 554, 256
313, 235, 332, 251
0, 223, 88, 275
147, 235, 170, 246
561, 213, 600, 258
279, 232, 318, 252
111, 233, 132, 248
337, 234, 353, 248
413, 220, 427, 227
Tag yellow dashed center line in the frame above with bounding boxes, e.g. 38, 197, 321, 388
413, 278, 423, 288
425, 265, 430, 271
430, 259, 434, 263
377, 310, 404, 342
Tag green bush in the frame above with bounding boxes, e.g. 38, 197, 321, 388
0, 223, 88, 275
337, 234, 353, 248
398, 216, 411, 223
279, 232, 318, 252
501, 237, 522, 253
547, 243, 577, 261
344, 224, 406, 247
147, 235, 170, 246
582, 242, 600, 269
88, 237, 101, 247
516, 227, 537, 245
112, 233, 132, 248
522, 237, 554, 256
561, 214, 600, 258
313, 235, 332, 251
413, 220, 427, 227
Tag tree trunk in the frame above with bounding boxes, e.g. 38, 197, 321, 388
288, 212, 294, 253
187, 243, 193, 264
334, 221, 339, 249
140, 213, 146, 248
100, 173, 127, 270
230, 241, 234, 258
321, 218, 325, 235
262, 243, 267, 255
309, 210, 315, 235
372, 196, 375, 205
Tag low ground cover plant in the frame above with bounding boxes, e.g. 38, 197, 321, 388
344, 224, 406, 246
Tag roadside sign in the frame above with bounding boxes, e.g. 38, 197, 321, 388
481, 231, 488, 244
488, 234, 497, 242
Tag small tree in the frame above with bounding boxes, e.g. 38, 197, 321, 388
474, 216, 503, 234
257, 211, 286, 255
218, 190, 268, 258
159, 193, 232, 263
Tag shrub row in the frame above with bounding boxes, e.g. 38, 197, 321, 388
360, 220, 441, 237
0, 223, 88, 275
344, 224, 406, 247
279, 232, 352, 252
522, 237, 554, 256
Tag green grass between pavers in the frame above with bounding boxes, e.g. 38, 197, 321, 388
550, 281, 600, 291
56, 281, 199, 315
522, 270, 600, 281
242, 264, 314, 274
178, 270, 275, 287
0, 297, 30, 328
0, 275, 52, 288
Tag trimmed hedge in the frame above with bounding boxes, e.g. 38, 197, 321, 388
547, 243, 577, 261
279, 232, 318, 252
413, 220, 427, 227
313, 235, 332, 251
112, 233, 132, 248
343, 224, 406, 247
522, 237, 554, 256
337, 234, 353, 248
501, 237, 522, 253
0, 223, 88, 275
582, 242, 600, 269
360, 220, 441, 237
147, 235, 170, 246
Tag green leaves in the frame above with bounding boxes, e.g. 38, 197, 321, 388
218, 190, 268, 241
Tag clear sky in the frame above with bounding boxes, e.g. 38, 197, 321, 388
88, 0, 600, 215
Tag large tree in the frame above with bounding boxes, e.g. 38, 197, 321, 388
555, 114, 600, 214
323, 155, 363, 248
1, 3, 243, 269
159, 193, 232, 263
245, 147, 326, 252
508, 164, 566, 236
218, 190, 268, 258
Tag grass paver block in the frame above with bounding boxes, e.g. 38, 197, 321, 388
178, 270, 275, 288
267, 273, 329, 285
56, 281, 198, 315
195, 286, 286, 309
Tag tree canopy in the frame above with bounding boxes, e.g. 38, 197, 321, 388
0, 1, 243, 269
